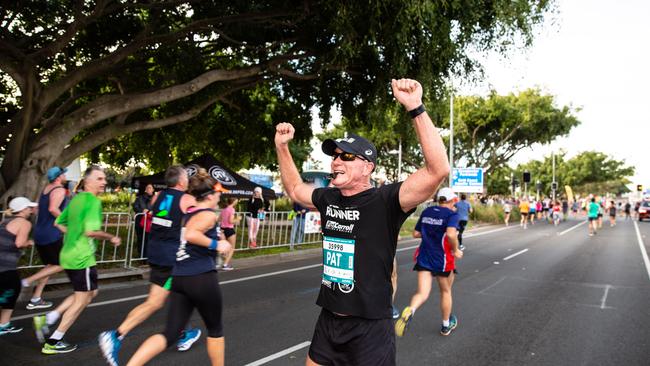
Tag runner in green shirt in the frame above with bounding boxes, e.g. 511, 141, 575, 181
57, 191, 103, 269
33, 166, 121, 355
587, 197, 600, 236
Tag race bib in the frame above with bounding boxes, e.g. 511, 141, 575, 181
152, 217, 172, 227
322, 236, 355, 285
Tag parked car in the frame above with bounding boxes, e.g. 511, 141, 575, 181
639, 201, 650, 221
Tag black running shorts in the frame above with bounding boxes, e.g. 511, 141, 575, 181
149, 263, 173, 289
35, 239, 63, 265
65, 267, 98, 292
222, 227, 236, 239
308, 309, 395, 366
413, 263, 458, 277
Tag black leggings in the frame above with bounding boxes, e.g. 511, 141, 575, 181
0, 270, 21, 309
458, 220, 468, 245
162, 271, 224, 346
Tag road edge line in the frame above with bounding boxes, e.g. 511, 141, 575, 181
558, 220, 587, 236
633, 221, 650, 282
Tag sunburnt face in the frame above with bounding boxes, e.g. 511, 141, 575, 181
330, 148, 373, 189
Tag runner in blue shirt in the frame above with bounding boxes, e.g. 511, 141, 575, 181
395, 187, 463, 337
454, 193, 472, 251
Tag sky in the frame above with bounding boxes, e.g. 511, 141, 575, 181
458, 0, 650, 188
309, 0, 650, 190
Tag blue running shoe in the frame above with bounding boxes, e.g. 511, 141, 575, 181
98, 330, 121, 366
0, 322, 23, 335
177, 328, 201, 352
440, 314, 458, 336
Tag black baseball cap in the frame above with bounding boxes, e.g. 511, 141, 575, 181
322, 133, 377, 163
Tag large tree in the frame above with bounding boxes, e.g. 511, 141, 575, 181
452, 88, 580, 172
515, 151, 635, 197
0, 0, 554, 201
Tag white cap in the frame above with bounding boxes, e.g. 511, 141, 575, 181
9, 197, 38, 213
254, 186, 262, 193
437, 187, 457, 202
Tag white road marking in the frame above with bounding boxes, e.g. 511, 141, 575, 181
633, 221, 650, 282
478, 276, 507, 294
503, 249, 529, 261
600, 284, 611, 309
397, 224, 517, 253
558, 221, 587, 236
244, 341, 311, 366
463, 225, 517, 238
12, 264, 322, 321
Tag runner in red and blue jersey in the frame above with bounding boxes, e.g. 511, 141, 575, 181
396, 187, 463, 337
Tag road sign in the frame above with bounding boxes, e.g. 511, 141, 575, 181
451, 167, 484, 193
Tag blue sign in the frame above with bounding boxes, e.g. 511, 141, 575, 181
451, 167, 484, 193
248, 174, 274, 188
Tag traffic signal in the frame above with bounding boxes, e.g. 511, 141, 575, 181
638, 184, 643, 192
551, 182, 558, 191
523, 171, 531, 183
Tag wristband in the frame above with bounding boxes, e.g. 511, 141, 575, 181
209, 239, 218, 251
408, 104, 426, 119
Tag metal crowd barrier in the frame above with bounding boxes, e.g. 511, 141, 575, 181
123, 210, 321, 268
17, 206, 420, 271
18, 212, 134, 270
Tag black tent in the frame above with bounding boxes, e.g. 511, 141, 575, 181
131, 154, 277, 200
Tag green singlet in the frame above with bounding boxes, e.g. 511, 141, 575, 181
56, 192, 103, 269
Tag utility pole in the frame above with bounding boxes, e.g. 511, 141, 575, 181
449, 93, 454, 185
552, 152, 556, 201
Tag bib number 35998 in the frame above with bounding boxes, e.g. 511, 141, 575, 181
322, 236, 355, 285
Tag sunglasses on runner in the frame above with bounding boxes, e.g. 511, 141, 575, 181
332, 152, 367, 162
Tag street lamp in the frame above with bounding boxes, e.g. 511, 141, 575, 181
388, 138, 402, 181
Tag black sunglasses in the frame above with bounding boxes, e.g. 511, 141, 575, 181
332, 152, 367, 162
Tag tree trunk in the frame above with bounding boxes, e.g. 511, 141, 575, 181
1, 127, 72, 204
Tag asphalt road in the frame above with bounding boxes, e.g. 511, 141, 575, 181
3, 215, 650, 365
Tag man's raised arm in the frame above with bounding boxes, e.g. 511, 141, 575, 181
392, 78, 451, 212
275, 122, 315, 208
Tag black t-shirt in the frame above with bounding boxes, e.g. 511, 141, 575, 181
311, 182, 413, 319
247, 197, 265, 216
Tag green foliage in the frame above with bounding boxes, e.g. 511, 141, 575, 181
470, 204, 520, 224
516, 151, 634, 197
99, 192, 135, 212
273, 196, 294, 212
452, 89, 580, 172
1, 0, 556, 195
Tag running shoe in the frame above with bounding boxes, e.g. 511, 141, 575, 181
249, 242, 257, 249
177, 328, 201, 352
394, 306, 413, 337
26, 299, 53, 310
440, 314, 458, 336
221, 264, 234, 271
459, 244, 466, 251
98, 330, 121, 366
392, 305, 400, 319
41, 339, 77, 354
33, 315, 50, 343
0, 322, 23, 335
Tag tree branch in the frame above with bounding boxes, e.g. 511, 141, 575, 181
57, 58, 292, 134
28, 0, 108, 62
42, 10, 299, 106
58, 77, 263, 165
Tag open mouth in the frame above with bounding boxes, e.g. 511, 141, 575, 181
330, 170, 345, 179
